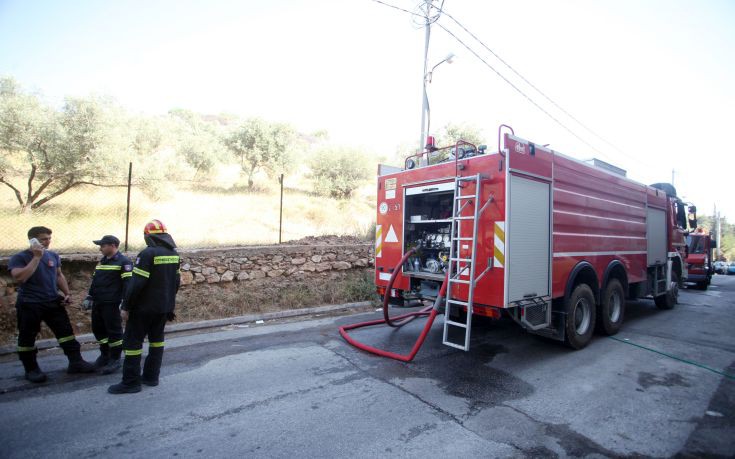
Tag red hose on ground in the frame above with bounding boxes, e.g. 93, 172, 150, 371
339, 254, 449, 362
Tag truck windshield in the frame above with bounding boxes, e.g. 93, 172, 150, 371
687, 235, 705, 254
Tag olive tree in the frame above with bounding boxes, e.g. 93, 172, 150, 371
0, 77, 127, 211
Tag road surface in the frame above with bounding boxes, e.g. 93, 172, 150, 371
1, 275, 734, 458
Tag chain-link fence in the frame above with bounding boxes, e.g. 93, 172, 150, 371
0, 164, 376, 256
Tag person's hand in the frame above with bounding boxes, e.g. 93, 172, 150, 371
81, 296, 93, 311
63, 294, 72, 305
120, 310, 129, 321
31, 244, 44, 258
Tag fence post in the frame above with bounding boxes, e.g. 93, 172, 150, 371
279, 174, 284, 244
124, 162, 132, 252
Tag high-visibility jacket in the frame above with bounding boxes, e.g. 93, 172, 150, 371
88, 252, 133, 303
123, 234, 181, 314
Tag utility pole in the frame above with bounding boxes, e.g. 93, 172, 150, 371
419, 0, 432, 151
717, 210, 722, 260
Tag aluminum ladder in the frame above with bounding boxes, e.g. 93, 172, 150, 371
442, 173, 486, 351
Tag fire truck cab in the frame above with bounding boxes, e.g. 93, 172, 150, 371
685, 226, 714, 290
375, 126, 689, 350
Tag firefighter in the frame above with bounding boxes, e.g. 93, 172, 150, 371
83, 235, 132, 374
9, 226, 95, 383
108, 219, 180, 394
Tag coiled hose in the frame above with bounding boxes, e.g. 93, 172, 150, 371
339, 249, 448, 362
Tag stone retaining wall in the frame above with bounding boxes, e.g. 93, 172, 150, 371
0, 244, 374, 308
179, 244, 374, 286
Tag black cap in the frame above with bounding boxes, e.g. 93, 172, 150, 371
93, 235, 120, 246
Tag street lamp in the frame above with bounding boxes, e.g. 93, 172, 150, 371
420, 52, 456, 151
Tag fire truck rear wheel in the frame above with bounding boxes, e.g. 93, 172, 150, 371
654, 272, 679, 310
564, 283, 596, 350
596, 279, 625, 336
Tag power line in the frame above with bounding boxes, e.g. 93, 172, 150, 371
369, 0, 616, 162
437, 8, 652, 167
434, 22, 619, 161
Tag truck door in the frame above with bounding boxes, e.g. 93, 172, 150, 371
506, 173, 552, 304
502, 135, 554, 331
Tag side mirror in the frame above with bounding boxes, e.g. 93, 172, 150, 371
687, 205, 697, 230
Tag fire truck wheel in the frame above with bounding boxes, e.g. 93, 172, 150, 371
654, 272, 679, 310
596, 279, 625, 336
695, 281, 708, 290
564, 283, 596, 350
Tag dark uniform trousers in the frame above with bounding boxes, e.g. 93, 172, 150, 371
16, 299, 83, 371
122, 311, 167, 386
91, 301, 124, 360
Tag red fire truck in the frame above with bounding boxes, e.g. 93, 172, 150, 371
374, 126, 689, 350
685, 225, 713, 290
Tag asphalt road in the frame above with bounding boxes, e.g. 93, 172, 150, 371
1, 275, 734, 458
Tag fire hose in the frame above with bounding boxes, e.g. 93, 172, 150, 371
339, 249, 448, 362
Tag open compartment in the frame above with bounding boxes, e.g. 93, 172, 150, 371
402, 184, 454, 292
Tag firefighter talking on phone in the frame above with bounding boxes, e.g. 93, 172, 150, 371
8, 226, 96, 383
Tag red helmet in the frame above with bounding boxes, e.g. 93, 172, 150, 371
144, 219, 167, 235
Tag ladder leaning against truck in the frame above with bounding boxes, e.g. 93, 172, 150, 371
373, 125, 691, 351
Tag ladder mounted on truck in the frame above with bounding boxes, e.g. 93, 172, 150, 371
442, 173, 491, 351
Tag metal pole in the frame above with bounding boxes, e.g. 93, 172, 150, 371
717, 210, 722, 260
278, 173, 284, 244
419, 0, 432, 151
124, 162, 132, 252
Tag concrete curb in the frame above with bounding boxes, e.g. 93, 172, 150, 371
0, 301, 374, 356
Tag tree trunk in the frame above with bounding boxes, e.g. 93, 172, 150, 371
247, 168, 256, 190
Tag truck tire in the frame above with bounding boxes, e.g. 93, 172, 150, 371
564, 283, 596, 350
654, 272, 679, 310
596, 279, 625, 336
696, 281, 708, 290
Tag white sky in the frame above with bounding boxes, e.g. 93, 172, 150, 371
1, 0, 733, 220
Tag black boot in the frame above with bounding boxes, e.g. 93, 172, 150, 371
94, 343, 110, 368
25, 368, 48, 383
142, 347, 164, 386
66, 352, 96, 374
62, 340, 96, 374
108, 354, 142, 394
100, 358, 121, 375
108, 382, 141, 394
100, 344, 122, 374
19, 349, 47, 383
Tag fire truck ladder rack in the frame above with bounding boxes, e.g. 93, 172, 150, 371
443, 173, 487, 351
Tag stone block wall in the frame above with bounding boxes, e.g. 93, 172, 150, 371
178, 244, 374, 286
0, 244, 374, 308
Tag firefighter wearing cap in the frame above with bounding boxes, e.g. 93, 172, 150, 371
84, 235, 132, 374
108, 220, 180, 394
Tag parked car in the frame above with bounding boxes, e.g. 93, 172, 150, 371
714, 261, 728, 275
728, 262, 735, 275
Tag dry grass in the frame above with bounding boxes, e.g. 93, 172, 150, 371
0, 178, 376, 255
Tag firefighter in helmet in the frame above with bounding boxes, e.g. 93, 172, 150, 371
108, 219, 181, 394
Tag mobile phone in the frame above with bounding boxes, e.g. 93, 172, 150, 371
29, 238, 41, 248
